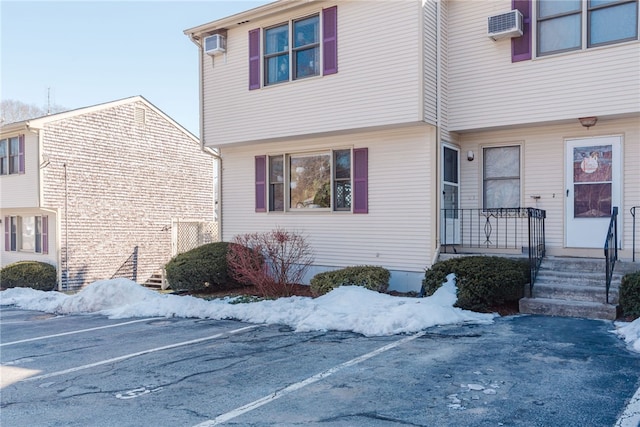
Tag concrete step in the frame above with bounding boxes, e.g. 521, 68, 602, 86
535, 271, 614, 288
143, 272, 167, 290
519, 297, 618, 320
532, 282, 618, 304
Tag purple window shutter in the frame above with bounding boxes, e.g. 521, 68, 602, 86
353, 148, 368, 213
255, 155, 266, 212
42, 215, 49, 254
512, 0, 531, 62
249, 28, 261, 90
18, 134, 25, 174
322, 6, 338, 75
4, 217, 9, 251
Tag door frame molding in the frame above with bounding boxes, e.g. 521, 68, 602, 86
564, 135, 622, 249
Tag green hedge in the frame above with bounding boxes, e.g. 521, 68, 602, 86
310, 266, 390, 296
165, 242, 243, 293
619, 271, 640, 319
422, 256, 529, 312
0, 261, 57, 291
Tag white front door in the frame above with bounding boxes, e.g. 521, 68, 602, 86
565, 136, 621, 248
441, 145, 460, 245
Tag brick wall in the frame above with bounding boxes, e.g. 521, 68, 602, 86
41, 101, 214, 290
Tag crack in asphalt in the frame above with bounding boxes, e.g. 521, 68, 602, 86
320, 412, 428, 426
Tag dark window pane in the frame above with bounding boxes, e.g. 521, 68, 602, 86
265, 24, 288, 54
270, 183, 284, 212
574, 183, 611, 218
269, 156, 284, 182
443, 147, 458, 184
293, 15, 319, 47
334, 150, 350, 179
265, 55, 289, 85
294, 47, 319, 79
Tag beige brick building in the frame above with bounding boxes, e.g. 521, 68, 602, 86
1, 96, 215, 290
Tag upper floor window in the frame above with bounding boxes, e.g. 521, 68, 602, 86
249, 6, 337, 90
537, 0, 639, 56
264, 15, 320, 86
0, 136, 24, 175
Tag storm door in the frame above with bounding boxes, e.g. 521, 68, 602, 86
565, 136, 621, 248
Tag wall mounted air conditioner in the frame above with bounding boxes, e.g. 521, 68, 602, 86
204, 34, 226, 56
487, 10, 523, 40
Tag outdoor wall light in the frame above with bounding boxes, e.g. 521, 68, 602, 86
467, 150, 474, 161
579, 116, 598, 129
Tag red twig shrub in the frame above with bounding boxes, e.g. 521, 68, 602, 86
227, 228, 314, 297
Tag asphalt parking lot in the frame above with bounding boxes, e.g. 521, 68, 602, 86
2, 307, 640, 427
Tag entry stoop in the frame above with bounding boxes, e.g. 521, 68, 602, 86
519, 257, 637, 320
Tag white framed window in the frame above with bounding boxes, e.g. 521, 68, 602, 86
268, 150, 341, 211
537, 0, 639, 56
4, 215, 47, 253
0, 136, 24, 175
260, 148, 364, 213
264, 14, 320, 86
250, 6, 336, 90
483, 146, 521, 209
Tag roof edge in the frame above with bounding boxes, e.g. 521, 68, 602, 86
184, 0, 323, 42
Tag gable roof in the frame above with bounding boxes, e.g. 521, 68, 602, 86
1, 96, 199, 144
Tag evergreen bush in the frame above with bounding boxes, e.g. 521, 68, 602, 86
0, 261, 57, 291
165, 242, 243, 292
619, 271, 640, 319
310, 266, 390, 296
422, 256, 529, 312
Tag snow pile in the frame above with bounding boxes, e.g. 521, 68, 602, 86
0, 274, 494, 337
614, 319, 640, 353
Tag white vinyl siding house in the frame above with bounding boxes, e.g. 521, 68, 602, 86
447, 0, 640, 132
187, 0, 639, 291
197, 1, 424, 147
221, 126, 436, 286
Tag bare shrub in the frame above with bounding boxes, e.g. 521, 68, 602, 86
227, 228, 314, 297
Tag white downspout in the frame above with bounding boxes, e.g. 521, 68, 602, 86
432, 0, 443, 266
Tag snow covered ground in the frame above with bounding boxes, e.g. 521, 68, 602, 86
1, 274, 638, 351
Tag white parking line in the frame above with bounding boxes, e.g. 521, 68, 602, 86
20, 325, 260, 382
1, 318, 164, 347
194, 330, 427, 426
615, 384, 640, 427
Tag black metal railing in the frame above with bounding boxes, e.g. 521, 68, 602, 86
632, 206, 638, 263
604, 207, 618, 304
441, 208, 544, 250
441, 208, 546, 296
527, 208, 546, 298
111, 246, 139, 282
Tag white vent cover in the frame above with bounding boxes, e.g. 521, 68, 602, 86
204, 34, 226, 56
488, 10, 523, 40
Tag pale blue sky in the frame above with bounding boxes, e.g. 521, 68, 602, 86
0, 1, 269, 136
